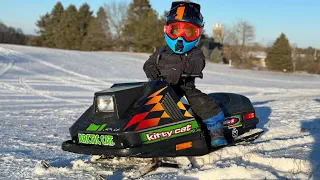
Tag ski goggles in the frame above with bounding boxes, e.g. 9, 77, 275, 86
164, 22, 202, 42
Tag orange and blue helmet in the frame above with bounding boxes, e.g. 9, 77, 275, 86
164, 1, 204, 54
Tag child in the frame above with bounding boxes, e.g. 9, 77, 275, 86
143, 1, 227, 148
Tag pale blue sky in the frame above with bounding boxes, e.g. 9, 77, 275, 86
0, 0, 319, 48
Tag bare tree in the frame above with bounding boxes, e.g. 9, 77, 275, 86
0, 22, 7, 43
236, 20, 255, 52
104, 1, 128, 50
224, 20, 255, 65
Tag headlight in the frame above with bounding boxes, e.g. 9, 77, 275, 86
97, 96, 114, 112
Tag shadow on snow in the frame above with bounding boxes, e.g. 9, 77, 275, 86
301, 116, 320, 179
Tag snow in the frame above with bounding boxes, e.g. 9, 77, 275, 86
0, 44, 320, 179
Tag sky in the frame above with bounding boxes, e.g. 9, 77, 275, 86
0, 0, 319, 48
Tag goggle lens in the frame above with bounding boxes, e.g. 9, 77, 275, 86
165, 22, 201, 41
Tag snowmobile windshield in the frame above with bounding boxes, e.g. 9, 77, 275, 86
164, 22, 201, 42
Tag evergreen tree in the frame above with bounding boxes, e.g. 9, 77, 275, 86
265, 33, 293, 72
50, 2, 64, 47
200, 45, 209, 60
78, 3, 93, 46
35, 13, 51, 46
210, 47, 224, 63
58, 5, 81, 50
122, 0, 159, 52
82, 7, 112, 51
34, 2, 64, 47
153, 11, 167, 51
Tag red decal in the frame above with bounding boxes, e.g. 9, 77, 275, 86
123, 112, 149, 131
136, 118, 160, 131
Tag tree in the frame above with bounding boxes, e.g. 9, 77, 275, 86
210, 47, 224, 63
78, 3, 93, 47
82, 7, 112, 51
34, 2, 64, 47
50, 2, 64, 47
236, 20, 255, 52
0, 21, 26, 45
35, 13, 50, 46
14, 28, 26, 44
151, 11, 167, 51
122, 0, 159, 52
265, 33, 293, 72
58, 5, 81, 50
46, 2, 65, 47
201, 46, 209, 60
224, 20, 255, 66
0, 22, 8, 43
104, 1, 128, 50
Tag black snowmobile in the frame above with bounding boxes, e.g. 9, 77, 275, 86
62, 74, 263, 159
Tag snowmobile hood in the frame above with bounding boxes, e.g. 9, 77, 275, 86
69, 80, 197, 140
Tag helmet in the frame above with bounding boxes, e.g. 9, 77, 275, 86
164, 1, 204, 54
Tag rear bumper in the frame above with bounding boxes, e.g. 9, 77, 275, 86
243, 117, 259, 128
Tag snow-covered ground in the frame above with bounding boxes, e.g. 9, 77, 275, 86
0, 44, 319, 180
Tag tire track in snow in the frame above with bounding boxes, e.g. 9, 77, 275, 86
19, 77, 87, 105
0, 47, 15, 78
13, 65, 103, 92
1, 46, 113, 94
9, 49, 113, 86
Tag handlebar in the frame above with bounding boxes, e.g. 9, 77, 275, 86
157, 73, 203, 80
181, 73, 203, 79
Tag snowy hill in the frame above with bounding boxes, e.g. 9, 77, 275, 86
0, 44, 319, 179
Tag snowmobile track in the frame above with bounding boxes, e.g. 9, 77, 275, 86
18, 77, 87, 105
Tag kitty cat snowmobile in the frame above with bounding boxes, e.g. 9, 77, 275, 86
61, 74, 263, 176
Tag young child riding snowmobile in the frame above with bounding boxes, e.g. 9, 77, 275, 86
143, 1, 227, 148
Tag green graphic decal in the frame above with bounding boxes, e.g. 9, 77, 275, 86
139, 121, 200, 144
97, 124, 107, 131
86, 123, 107, 131
78, 133, 115, 146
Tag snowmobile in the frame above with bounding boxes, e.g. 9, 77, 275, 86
62, 74, 263, 159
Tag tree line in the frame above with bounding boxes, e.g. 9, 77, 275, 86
200, 19, 319, 74
1, 0, 318, 74
29, 0, 166, 52
0, 21, 27, 45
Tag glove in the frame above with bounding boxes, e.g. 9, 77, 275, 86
163, 62, 185, 84
144, 65, 159, 80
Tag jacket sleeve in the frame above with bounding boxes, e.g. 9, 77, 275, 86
143, 48, 161, 73
184, 47, 206, 75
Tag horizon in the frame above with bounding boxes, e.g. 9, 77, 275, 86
0, 0, 319, 49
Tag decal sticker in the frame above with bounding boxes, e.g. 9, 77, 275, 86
123, 86, 169, 131
104, 128, 121, 132
86, 123, 107, 131
78, 133, 115, 146
139, 121, 200, 144
223, 115, 242, 128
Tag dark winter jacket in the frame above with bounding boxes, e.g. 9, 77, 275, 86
143, 45, 205, 89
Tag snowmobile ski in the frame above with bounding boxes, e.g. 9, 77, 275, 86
131, 158, 180, 178
229, 129, 264, 146
41, 160, 51, 169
